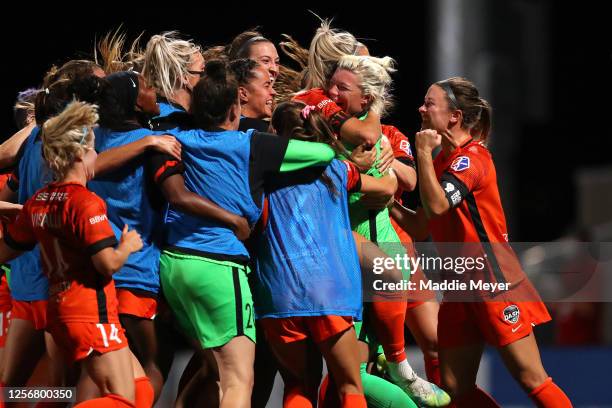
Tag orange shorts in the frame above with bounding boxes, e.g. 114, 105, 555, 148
0, 308, 11, 347
438, 300, 551, 348
261, 315, 353, 344
0, 274, 11, 311
48, 321, 128, 362
11, 299, 48, 330
116, 289, 157, 320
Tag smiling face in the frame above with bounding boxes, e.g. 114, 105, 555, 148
240, 66, 276, 119
327, 68, 369, 115
248, 41, 279, 80
418, 84, 455, 132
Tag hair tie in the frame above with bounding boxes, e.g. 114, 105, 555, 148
80, 127, 89, 145
301, 105, 315, 119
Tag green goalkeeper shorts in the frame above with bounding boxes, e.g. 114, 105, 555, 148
159, 249, 256, 349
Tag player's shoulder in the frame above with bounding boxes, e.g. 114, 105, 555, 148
66, 184, 106, 211
458, 140, 492, 164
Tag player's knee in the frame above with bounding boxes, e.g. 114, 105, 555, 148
516, 368, 549, 392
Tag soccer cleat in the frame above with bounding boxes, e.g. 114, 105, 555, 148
384, 355, 451, 407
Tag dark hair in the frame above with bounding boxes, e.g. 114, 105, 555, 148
192, 60, 238, 129
271, 101, 347, 196
436, 77, 492, 144
229, 58, 259, 86
227, 30, 271, 61
42, 59, 102, 88
35, 72, 108, 126
14, 88, 38, 129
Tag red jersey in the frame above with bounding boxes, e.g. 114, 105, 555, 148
382, 125, 416, 245
5, 182, 119, 324
429, 138, 523, 286
382, 124, 414, 167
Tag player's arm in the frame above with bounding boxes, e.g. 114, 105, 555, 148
0, 203, 34, 263
389, 204, 429, 241
0, 240, 24, 264
160, 174, 250, 240
415, 129, 449, 218
345, 160, 398, 197
293, 88, 380, 145
279, 139, 336, 172
393, 160, 416, 192
0, 122, 35, 169
150, 152, 250, 240
95, 135, 181, 177
91, 225, 142, 278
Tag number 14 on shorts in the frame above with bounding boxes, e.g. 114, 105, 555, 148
96, 323, 122, 348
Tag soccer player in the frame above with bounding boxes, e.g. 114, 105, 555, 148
0, 101, 149, 407
157, 60, 338, 407
391, 77, 572, 408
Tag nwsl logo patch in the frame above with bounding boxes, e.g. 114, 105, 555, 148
450, 156, 470, 172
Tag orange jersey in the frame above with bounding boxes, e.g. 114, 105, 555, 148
5, 182, 119, 324
429, 139, 524, 286
382, 124, 415, 243
382, 124, 414, 166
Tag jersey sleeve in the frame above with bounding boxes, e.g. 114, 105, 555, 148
146, 151, 184, 185
251, 131, 290, 174
4, 201, 36, 251
73, 195, 118, 255
440, 149, 487, 208
382, 125, 415, 168
342, 160, 362, 193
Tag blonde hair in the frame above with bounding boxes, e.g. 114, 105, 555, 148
95, 27, 145, 73
142, 31, 202, 101
304, 19, 360, 89
42, 101, 98, 180
336, 55, 396, 116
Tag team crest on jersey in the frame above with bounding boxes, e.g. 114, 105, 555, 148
503, 304, 520, 324
450, 156, 470, 172
399, 140, 413, 156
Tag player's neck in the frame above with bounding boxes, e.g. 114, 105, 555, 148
441, 128, 471, 156
60, 166, 87, 186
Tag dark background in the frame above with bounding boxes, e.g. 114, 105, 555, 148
1, 2, 609, 242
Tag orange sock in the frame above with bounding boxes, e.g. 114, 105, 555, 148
134, 377, 154, 408
283, 384, 313, 408
74, 394, 135, 408
424, 356, 441, 385
450, 387, 500, 408
370, 301, 407, 362
318, 374, 329, 408
529, 377, 572, 408
341, 393, 367, 408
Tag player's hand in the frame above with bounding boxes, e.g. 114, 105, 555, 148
150, 135, 182, 160
350, 144, 376, 171
230, 215, 251, 241
120, 224, 143, 253
0, 202, 22, 223
415, 129, 441, 154
358, 193, 395, 210
377, 135, 395, 173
